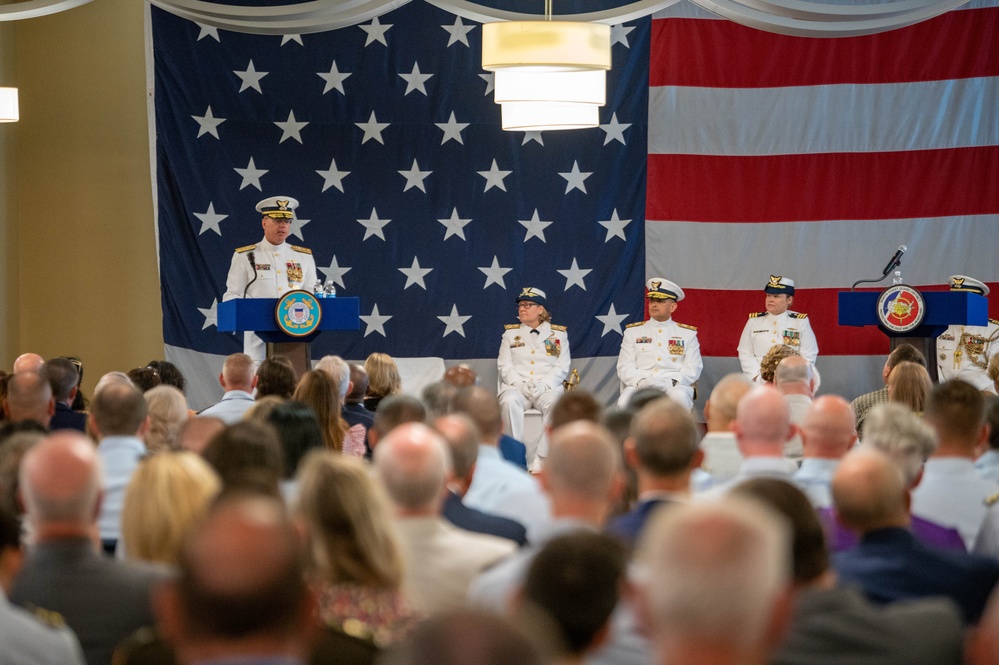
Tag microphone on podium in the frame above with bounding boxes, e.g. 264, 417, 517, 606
881, 245, 907, 277
243, 251, 259, 298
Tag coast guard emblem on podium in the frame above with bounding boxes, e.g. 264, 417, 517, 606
877, 285, 924, 333
276, 290, 322, 337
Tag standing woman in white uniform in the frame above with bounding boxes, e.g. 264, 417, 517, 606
497, 287, 570, 442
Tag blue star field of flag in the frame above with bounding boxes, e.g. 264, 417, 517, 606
152, 1, 649, 361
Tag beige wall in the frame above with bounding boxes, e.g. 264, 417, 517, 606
12, 0, 162, 395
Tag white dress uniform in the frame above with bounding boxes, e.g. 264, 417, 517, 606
222, 237, 317, 360
738, 310, 818, 382
937, 320, 999, 391
617, 317, 702, 410
497, 321, 571, 441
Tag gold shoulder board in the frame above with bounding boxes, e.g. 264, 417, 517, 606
290, 245, 312, 255
677, 322, 697, 331
504, 323, 520, 330
551, 324, 567, 332
986, 492, 999, 507
989, 318, 999, 326
235, 244, 256, 254
31, 607, 66, 629
792, 312, 809, 319
625, 321, 645, 329
749, 311, 767, 319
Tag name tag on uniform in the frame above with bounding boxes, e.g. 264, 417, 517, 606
783, 330, 801, 346
255, 264, 271, 270
939, 334, 954, 341
668, 338, 685, 355
636, 336, 653, 344
753, 329, 769, 334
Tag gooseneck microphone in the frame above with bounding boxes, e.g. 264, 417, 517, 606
881, 245, 907, 277
242, 251, 258, 298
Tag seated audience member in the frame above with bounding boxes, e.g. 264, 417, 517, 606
12, 353, 44, 375
127, 367, 162, 393
368, 394, 426, 451
0, 428, 44, 519
443, 364, 477, 388
0, 502, 87, 664
832, 447, 999, 624
469, 421, 621, 612
153, 493, 319, 665
146, 360, 187, 395
343, 363, 375, 446
624, 387, 665, 412
852, 404, 965, 552
759, 344, 799, 385
373, 423, 515, 615
94, 371, 134, 395
517, 533, 626, 663
532, 391, 603, 471
698, 373, 753, 486
296, 452, 419, 646
89, 382, 149, 553
253, 357, 296, 400
792, 395, 857, 509
198, 353, 256, 424
975, 399, 999, 483
364, 352, 402, 413
11, 432, 166, 665
175, 416, 225, 456
120, 452, 220, 566
43, 357, 87, 432
732, 478, 963, 665
634, 498, 792, 665
144, 385, 188, 453
433, 414, 528, 545
773, 356, 814, 458
241, 394, 284, 424
62, 357, 88, 411
379, 610, 541, 665
606, 398, 700, 550
294, 370, 364, 457
3, 371, 55, 428
912, 380, 998, 551
886, 361, 932, 414
422, 380, 457, 420
265, 400, 323, 499
202, 421, 284, 495
601, 408, 638, 517
316, 354, 351, 402
851, 343, 926, 437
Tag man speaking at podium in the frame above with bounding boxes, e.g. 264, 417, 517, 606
223, 196, 317, 361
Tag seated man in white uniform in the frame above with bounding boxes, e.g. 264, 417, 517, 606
738, 275, 818, 383
937, 275, 998, 394
223, 196, 317, 362
497, 287, 570, 442
617, 278, 702, 410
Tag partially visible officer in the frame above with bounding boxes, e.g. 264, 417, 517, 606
738, 275, 818, 384
617, 278, 702, 410
937, 275, 998, 394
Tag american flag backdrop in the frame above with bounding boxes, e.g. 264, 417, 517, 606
150, 0, 999, 409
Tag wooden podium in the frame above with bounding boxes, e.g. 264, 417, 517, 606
217, 296, 360, 378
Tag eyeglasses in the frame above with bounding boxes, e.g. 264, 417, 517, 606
518, 302, 540, 309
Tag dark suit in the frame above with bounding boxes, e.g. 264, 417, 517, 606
49, 402, 88, 433
9, 537, 167, 665
498, 434, 528, 470
605, 497, 673, 550
833, 527, 999, 624
442, 491, 528, 546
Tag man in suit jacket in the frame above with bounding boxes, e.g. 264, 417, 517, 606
43, 358, 88, 433
832, 447, 999, 624
605, 398, 701, 549
10, 431, 165, 665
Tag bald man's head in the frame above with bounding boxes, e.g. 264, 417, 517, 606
800, 396, 857, 459
4, 371, 54, 427
20, 431, 102, 528
12, 353, 44, 375
705, 374, 752, 432
374, 422, 451, 514
831, 447, 908, 533
733, 386, 793, 456
774, 356, 813, 396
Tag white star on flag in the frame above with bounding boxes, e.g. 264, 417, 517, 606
557, 258, 593, 291
356, 111, 390, 145
522, 132, 544, 146
357, 208, 391, 241
600, 113, 631, 146
479, 73, 494, 95
518, 209, 552, 243
192, 106, 226, 139
194, 202, 228, 236
435, 111, 469, 145
611, 24, 636, 47
399, 257, 433, 289
360, 304, 392, 337
281, 34, 304, 46
595, 304, 629, 336
318, 61, 352, 95
275, 110, 309, 144
598, 209, 632, 242
234, 157, 268, 191
288, 216, 310, 242
398, 159, 432, 193
478, 159, 512, 192
234, 60, 268, 93
442, 16, 474, 47
318, 255, 352, 288
316, 157, 350, 193
438, 304, 472, 338
196, 23, 219, 42
559, 161, 593, 194
197, 299, 218, 330
478, 256, 512, 289
399, 62, 433, 96
361, 17, 392, 47
438, 208, 471, 241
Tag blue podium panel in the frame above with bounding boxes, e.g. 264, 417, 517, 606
218, 297, 360, 343
838, 291, 987, 338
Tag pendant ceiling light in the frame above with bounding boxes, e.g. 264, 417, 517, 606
481, 4, 611, 132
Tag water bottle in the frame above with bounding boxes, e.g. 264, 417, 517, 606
324, 280, 337, 298
313, 279, 324, 296
892, 270, 903, 285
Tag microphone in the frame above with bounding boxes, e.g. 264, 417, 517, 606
881, 245, 907, 276
242, 251, 259, 298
